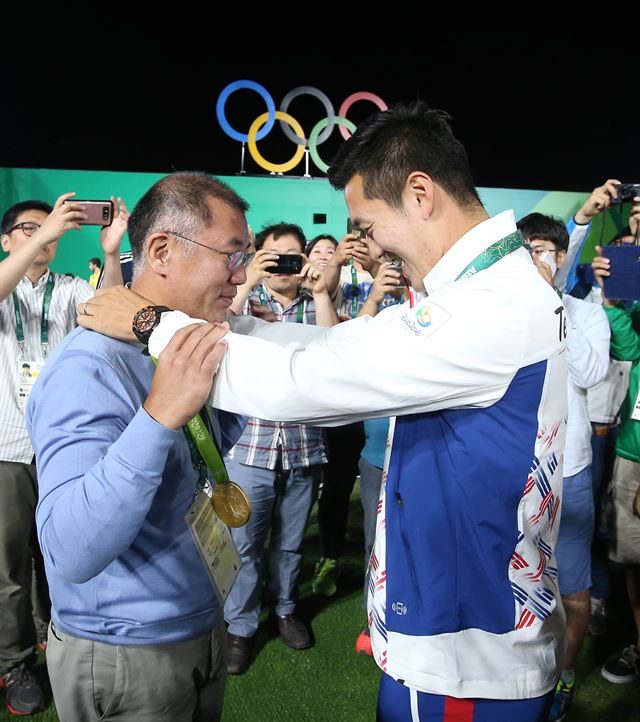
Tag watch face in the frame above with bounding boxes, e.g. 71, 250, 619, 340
135, 307, 157, 334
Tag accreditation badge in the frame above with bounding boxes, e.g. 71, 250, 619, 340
186, 487, 241, 603
16, 359, 44, 413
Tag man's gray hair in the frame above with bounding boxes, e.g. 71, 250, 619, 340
128, 172, 249, 277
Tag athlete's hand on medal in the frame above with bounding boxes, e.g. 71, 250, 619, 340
144, 322, 229, 429
31, 192, 87, 247
77, 286, 152, 339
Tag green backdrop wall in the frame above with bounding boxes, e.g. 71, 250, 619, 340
0, 168, 632, 281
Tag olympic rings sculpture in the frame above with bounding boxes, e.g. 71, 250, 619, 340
216, 80, 387, 174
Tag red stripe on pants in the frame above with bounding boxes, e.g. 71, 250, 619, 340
443, 696, 475, 722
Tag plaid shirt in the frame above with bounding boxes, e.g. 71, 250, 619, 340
226, 282, 327, 470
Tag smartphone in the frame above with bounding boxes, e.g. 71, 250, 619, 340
386, 259, 405, 285
272, 254, 303, 275
602, 245, 640, 300
347, 218, 366, 241
64, 199, 114, 226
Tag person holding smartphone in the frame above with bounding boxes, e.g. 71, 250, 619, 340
591, 245, 640, 688
0, 192, 126, 715
221, 222, 339, 674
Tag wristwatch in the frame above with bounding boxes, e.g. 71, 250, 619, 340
132, 305, 173, 346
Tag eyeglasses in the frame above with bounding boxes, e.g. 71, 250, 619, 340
6, 221, 41, 237
529, 247, 558, 257
163, 231, 250, 271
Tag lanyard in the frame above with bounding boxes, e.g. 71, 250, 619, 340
12, 273, 55, 356
350, 261, 359, 318
182, 409, 231, 490
257, 283, 269, 306
257, 283, 304, 323
454, 230, 524, 281
147, 354, 230, 490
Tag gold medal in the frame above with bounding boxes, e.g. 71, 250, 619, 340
211, 480, 251, 527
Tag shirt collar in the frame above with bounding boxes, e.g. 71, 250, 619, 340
20, 268, 52, 289
423, 210, 517, 295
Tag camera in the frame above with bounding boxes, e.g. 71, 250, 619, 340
611, 183, 640, 205
271, 254, 303, 275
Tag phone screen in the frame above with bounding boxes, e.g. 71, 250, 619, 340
272, 254, 303, 275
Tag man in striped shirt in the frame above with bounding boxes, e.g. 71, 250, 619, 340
0, 193, 125, 715
224, 223, 336, 674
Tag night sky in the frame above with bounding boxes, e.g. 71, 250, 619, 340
2, 39, 636, 193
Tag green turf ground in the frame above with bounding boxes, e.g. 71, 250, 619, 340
2, 488, 639, 721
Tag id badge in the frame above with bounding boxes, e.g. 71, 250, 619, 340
631, 385, 640, 422
16, 359, 44, 413
186, 489, 241, 603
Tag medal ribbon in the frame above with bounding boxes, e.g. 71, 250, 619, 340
148, 355, 231, 489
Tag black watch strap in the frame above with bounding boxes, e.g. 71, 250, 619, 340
132, 305, 173, 347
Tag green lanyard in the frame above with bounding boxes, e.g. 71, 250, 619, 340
454, 230, 524, 281
12, 273, 55, 356
148, 355, 231, 490
182, 409, 231, 490
350, 261, 359, 318
257, 283, 304, 323
257, 283, 269, 306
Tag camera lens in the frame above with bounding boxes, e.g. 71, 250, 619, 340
103, 207, 109, 220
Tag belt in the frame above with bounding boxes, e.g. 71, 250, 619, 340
592, 423, 616, 437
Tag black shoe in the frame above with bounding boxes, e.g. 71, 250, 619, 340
601, 645, 640, 684
276, 614, 313, 650
226, 632, 255, 675
2, 663, 45, 715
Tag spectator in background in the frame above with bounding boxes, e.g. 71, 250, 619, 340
0, 192, 125, 715
305, 234, 337, 270
564, 181, 639, 299
566, 192, 640, 638
310, 235, 402, 599
224, 223, 338, 675
591, 243, 640, 688
518, 213, 610, 722
552, 179, 623, 294
88, 256, 101, 288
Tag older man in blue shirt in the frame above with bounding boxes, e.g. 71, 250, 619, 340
27, 172, 249, 722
